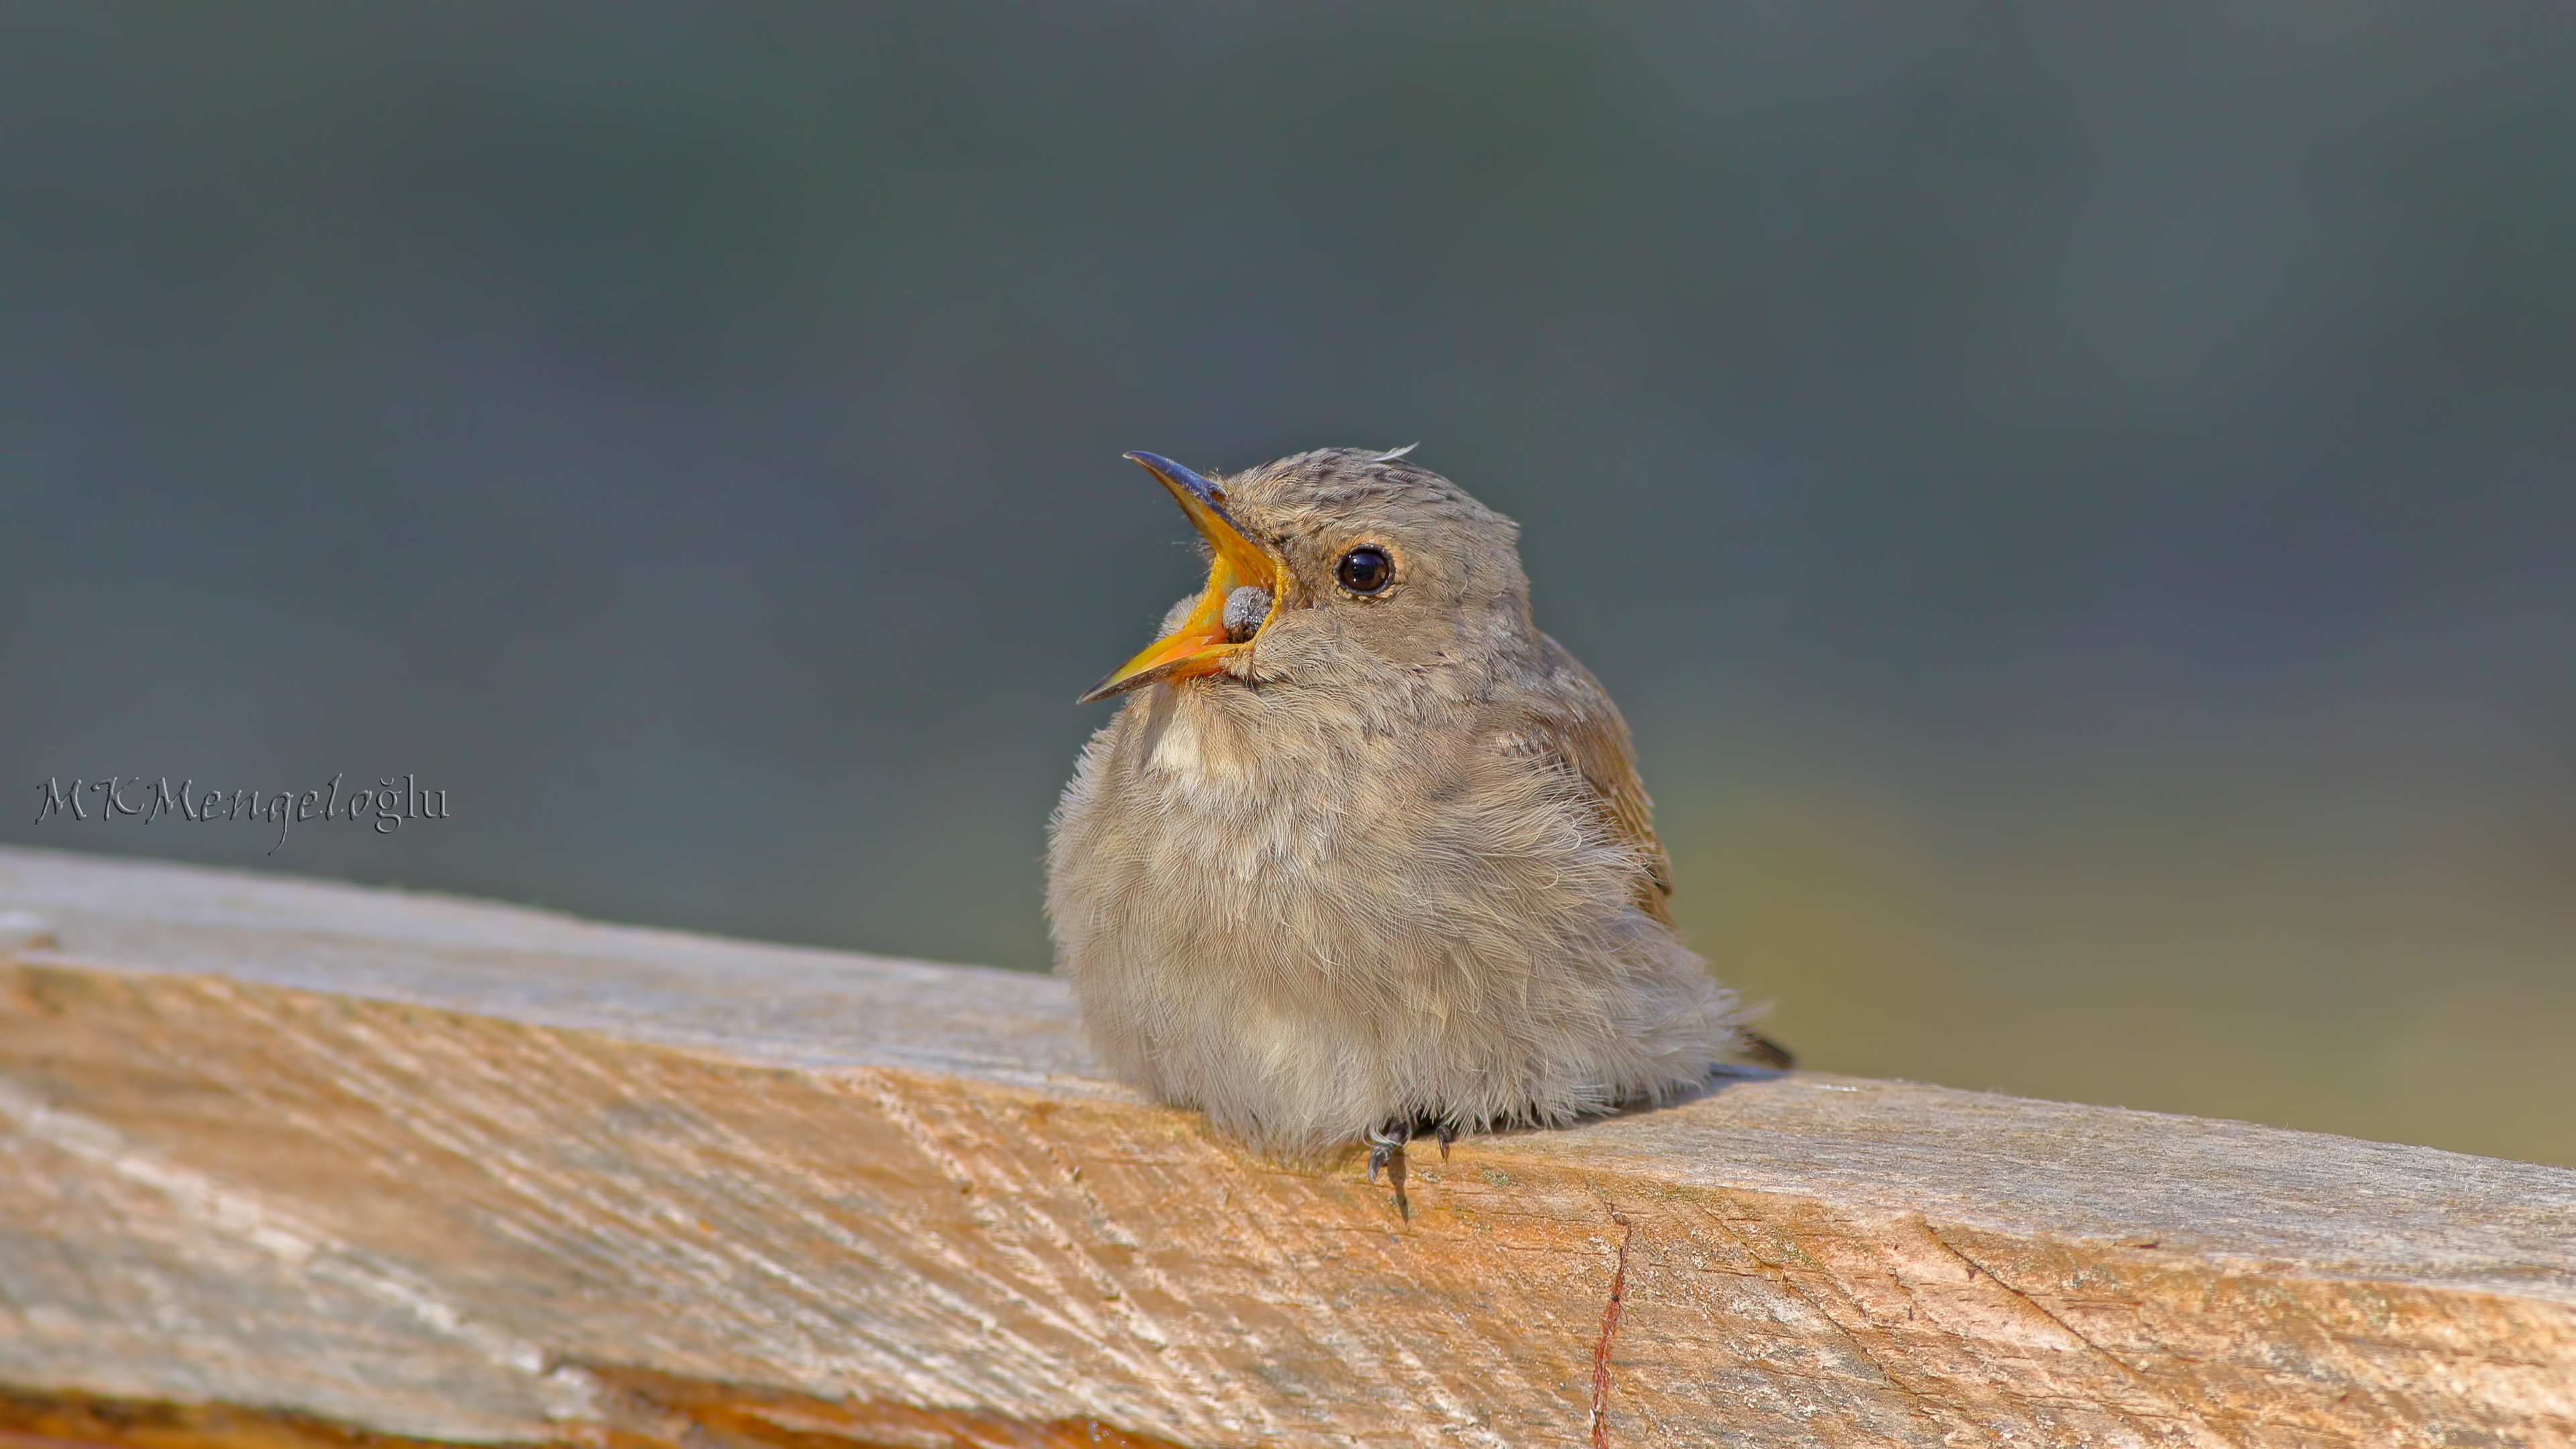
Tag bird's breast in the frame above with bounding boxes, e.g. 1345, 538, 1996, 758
1134, 704, 1346, 886
1067, 678, 1622, 970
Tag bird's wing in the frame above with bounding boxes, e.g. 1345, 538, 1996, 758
1494, 635, 1677, 924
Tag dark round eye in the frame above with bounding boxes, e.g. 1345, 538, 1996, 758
1336, 545, 1393, 594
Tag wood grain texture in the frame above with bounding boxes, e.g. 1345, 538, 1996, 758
0, 845, 2571, 1448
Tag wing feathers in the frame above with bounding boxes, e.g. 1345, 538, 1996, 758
1494, 636, 1676, 924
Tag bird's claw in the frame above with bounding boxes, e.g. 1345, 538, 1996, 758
1364, 1122, 1413, 1221
1364, 1123, 1406, 1184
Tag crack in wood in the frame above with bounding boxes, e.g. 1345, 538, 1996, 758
1587, 1215, 1633, 1449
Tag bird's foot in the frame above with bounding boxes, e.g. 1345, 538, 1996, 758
1364, 1122, 1407, 1183
1364, 1122, 1411, 1220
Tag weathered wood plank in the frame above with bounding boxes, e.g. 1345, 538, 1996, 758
0, 844, 2571, 1448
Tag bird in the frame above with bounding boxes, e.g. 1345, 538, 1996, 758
1045, 447, 1786, 1202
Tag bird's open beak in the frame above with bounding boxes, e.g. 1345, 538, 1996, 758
1078, 452, 1280, 704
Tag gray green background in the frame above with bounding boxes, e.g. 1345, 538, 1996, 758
4, 5, 2570, 1165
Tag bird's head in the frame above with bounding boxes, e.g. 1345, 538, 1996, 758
1078, 447, 1530, 704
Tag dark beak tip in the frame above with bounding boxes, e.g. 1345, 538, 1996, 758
1076, 665, 1150, 706
1122, 450, 1226, 510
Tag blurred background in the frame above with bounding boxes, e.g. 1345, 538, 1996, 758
3, 5, 2569, 1165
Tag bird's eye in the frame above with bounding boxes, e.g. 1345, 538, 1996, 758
1336, 545, 1393, 595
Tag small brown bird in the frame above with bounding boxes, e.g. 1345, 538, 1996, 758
1046, 448, 1778, 1188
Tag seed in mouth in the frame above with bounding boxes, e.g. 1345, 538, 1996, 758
1222, 585, 1273, 643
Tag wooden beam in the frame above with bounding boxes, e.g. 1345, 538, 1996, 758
1, 845, 2570, 1448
